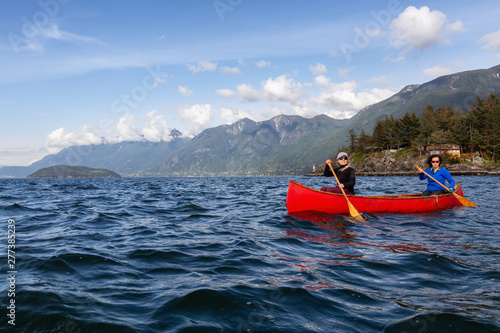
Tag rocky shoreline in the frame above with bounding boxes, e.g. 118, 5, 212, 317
306, 150, 500, 177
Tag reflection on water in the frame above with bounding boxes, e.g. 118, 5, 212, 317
287, 211, 429, 254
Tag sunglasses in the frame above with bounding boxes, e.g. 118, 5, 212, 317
431, 160, 440, 163
338, 156, 348, 160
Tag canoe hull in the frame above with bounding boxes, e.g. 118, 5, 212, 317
286, 181, 464, 214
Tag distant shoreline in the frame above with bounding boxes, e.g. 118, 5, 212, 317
306, 170, 500, 177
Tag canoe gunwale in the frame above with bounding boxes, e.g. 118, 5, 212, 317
290, 180, 462, 200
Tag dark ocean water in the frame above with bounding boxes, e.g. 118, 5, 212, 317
1, 176, 499, 333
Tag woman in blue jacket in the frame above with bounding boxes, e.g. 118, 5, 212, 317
417, 154, 456, 196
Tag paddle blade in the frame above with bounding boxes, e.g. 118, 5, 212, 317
453, 193, 478, 207
347, 200, 365, 221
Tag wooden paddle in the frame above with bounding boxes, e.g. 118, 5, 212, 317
327, 161, 365, 221
414, 165, 477, 207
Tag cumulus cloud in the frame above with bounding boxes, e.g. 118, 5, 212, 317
479, 30, 500, 50
226, 75, 303, 103
261, 75, 303, 102
141, 110, 173, 142
218, 72, 395, 120
310, 76, 395, 118
310, 63, 327, 75
178, 85, 193, 96
45, 125, 103, 153
220, 106, 251, 124
179, 104, 213, 135
423, 65, 451, 77
389, 6, 464, 58
44, 112, 179, 153
187, 60, 217, 73
256, 60, 271, 68
236, 83, 261, 102
314, 75, 331, 87
112, 114, 143, 142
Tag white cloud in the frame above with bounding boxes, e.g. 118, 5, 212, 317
423, 65, 451, 77
220, 66, 241, 74
187, 60, 217, 73
43, 112, 177, 153
452, 60, 464, 68
223, 75, 303, 103
310, 76, 395, 118
310, 63, 327, 75
111, 114, 143, 142
256, 60, 271, 68
219, 74, 396, 120
45, 125, 103, 153
179, 104, 213, 135
446, 20, 464, 34
141, 110, 173, 142
389, 6, 464, 58
236, 83, 261, 102
479, 30, 500, 50
220, 106, 251, 124
178, 85, 193, 96
314, 75, 331, 87
216, 88, 237, 98
261, 75, 303, 102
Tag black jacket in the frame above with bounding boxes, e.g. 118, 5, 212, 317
324, 165, 356, 195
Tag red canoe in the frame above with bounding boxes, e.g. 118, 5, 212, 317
286, 180, 465, 214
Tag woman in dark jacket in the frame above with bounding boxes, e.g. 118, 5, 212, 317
320, 152, 356, 195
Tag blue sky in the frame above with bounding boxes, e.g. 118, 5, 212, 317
1, 0, 499, 166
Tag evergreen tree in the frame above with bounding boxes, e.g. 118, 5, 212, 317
386, 115, 399, 149
467, 96, 488, 156
347, 129, 358, 153
420, 105, 437, 146
483, 93, 500, 161
399, 111, 421, 147
371, 119, 388, 149
358, 128, 371, 151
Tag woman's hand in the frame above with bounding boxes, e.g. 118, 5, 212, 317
417, 167, 424, 173
326, 159, 331, 165
338, 184, 345, 189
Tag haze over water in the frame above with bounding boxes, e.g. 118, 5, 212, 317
1, 176, 499, 332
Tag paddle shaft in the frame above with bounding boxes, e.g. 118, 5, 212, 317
327, 162, 348, 196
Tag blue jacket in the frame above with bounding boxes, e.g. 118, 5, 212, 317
419, 167, 455, 192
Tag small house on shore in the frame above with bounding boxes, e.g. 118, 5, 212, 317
427, 144, 461, 157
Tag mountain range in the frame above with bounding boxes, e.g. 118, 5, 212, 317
2, 64, 499, 178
